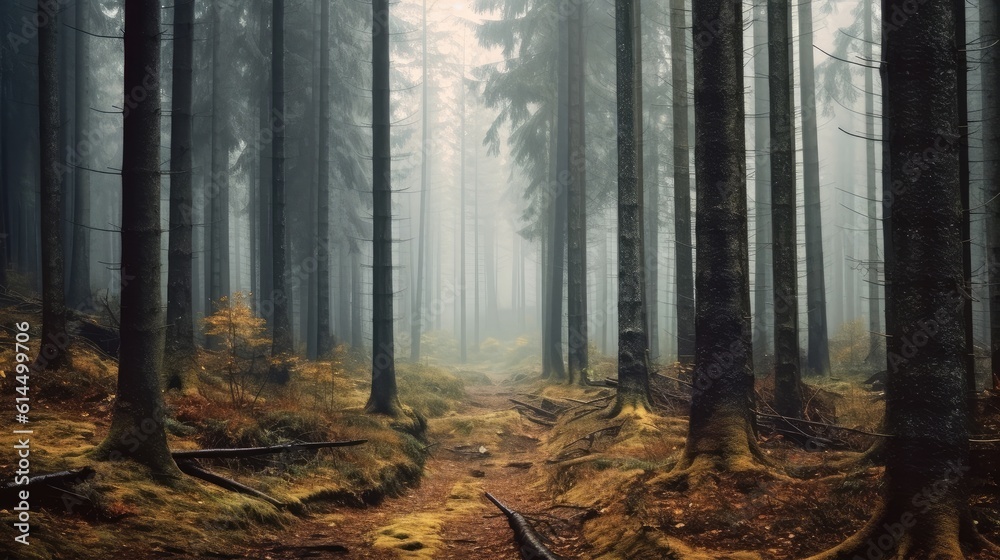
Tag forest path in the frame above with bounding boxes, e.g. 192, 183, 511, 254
241, 369, 566, 559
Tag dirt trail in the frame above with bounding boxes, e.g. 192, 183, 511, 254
242, 374, 565, 559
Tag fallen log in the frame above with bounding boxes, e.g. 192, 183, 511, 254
171, 440, 367, 460
176, 460, 285, 508
485, 492, 563, 560
509, 399, 559, 420
0, 467, 96, 496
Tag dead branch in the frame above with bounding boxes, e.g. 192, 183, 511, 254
176, 460, 285, 508
171, 440, 367, 460
0, 467, 96, 496
509, 399, 559, 420
484, 492, 564, 560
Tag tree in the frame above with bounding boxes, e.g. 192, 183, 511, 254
566, 0, 588, 384
542, 13, 569, 382
366, 0, 400, 415
410, 0, 431, 362
269, 0, 293, 383
37, 0, 69, 371
316, 0, 332, 357
67, 0, 92, 309
863, 0, 881, 367
805, 1, 996, 556
668, 0, 768, 479
799, 0, 830, 377
671, 0, 694, 364
93, 0, 180, 477
207, 0, 231, 325
751, 0, 772, 369
768, 0, 804, 419
610, 0, 651, 415
984, 0, 1000, 391
165, 0, 196, 389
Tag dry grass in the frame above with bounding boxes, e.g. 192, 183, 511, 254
0, 306, 471, 559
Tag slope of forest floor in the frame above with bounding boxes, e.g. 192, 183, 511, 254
1, 302, 998, 559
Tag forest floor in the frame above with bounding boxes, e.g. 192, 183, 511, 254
236, 374, 566, 559
238, 362, 1000, 560
1, 298, 999, 559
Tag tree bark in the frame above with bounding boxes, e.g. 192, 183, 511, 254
752, 0, 773, 369
805, 2, 988, 557
37, 0, 69, 371
768, 0, 803, 419
258, 2, 273, 328
410, 0, 430, 362
799, 0, 830, 377
269, 0, 293, 383
670, 0, 694, 364
567, 0, 589, 384
92, 0, 180, 478
610, 0, 652, 415
366, 0, 400, 415
864, 0, 882, 367
165, 0, 196, 389
67, 0, 92, 309
671, 0, 766, 478
543, 19, 569, 381
207, 1, 231, 324
984, 0, 1000, 391
955, 0, 974, 393
316, 0, 332, 357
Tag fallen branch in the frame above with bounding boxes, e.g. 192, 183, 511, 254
0, 467, 96, 496
485, 492, 563, 560
753, 410, 893, 439
171, 440, 367, 460
520, 414, 556, 427
176, 460, 285, 508
509, 399, 558, 420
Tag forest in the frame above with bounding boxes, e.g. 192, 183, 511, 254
0, 0, 999, 558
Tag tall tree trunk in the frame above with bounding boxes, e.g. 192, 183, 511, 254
671, 0, 694, 364
984, 0, 1000, 391
410, 0, 430, 362
351, 248, 363, 350
366, 0, 400, 415
207, 1, 231, 322
632, 0, 647, 360
955, 0, 974, 392
768, 0, 803, 419
337, 240, 350, 345
0, 98, 6, 292
752, 0, 773, 369
269, 0, 293, 382
68, 0, 92, 308
671, 0, 766, 478
473, 150, 480, 351
459, 72, 468, 364
610, 0, 651, 415
645, 110, 659, 364
165, 0, 196, 389
567, 0, 589, 384
806, 2, 989, 556
37, 0, 68, 371
543, 16, 569, 381
863, 0, 881, 367
258, 2, 273, 326
316, 0, 332, 357
799, 0, 830, 377
93, 0, 179, 477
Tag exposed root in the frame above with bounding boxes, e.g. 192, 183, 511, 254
787, 441, 884, 479
802, 502, 987, 560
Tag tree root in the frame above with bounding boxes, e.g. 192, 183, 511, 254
802, 503, 995, 560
